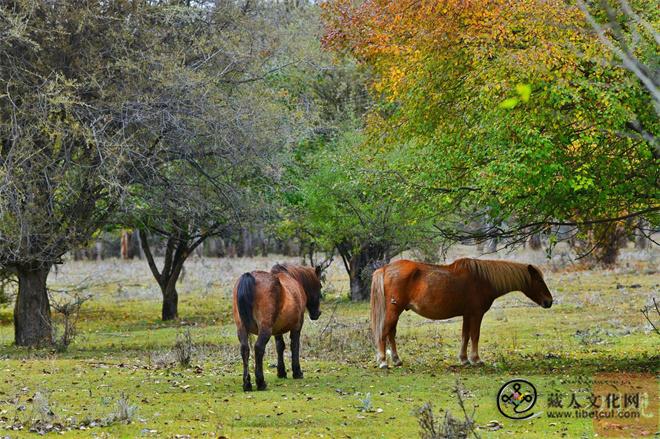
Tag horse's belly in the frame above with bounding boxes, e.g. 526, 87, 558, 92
411, 304, 461, 320
271, 306, 304, 335
408, 294, 463, 320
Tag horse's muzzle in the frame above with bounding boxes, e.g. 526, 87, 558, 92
310, 311, 322, 320
542, 299, 553, 309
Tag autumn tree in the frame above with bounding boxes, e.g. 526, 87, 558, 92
273, 5, 427, 300
323, 0, 658, 259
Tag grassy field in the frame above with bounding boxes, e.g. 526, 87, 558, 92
0, 249, 658, 438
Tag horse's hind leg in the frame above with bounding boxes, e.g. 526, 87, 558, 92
275, 335, 287, 378
254, 328, 272, 390
238, 328, 252, 391
290, 329, 303, 379
378, 307, 402, 368
376, 329, 388, 369
387, 327, 403, 367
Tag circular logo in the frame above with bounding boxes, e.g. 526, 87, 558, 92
497, 379, 538, 419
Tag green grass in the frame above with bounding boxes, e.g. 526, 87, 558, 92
0, 262, 658, 438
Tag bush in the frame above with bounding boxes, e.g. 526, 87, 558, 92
173, 329, 195, 367
416, 381, 480, 439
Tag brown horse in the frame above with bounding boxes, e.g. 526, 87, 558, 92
232, 264, 322, 391
370, 258, 553, 368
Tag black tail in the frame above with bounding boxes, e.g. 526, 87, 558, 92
237, 272, 256, 330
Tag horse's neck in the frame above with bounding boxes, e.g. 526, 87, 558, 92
490, 281, 528, 301
490, 287, 513, 300
470, 260, 529, 300
286, 271, 309, 297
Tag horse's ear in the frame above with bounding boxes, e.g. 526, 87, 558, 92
528, 265, 541, 278
315, 256, 333, 278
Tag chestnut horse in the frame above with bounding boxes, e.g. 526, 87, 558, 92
233, 264, 322, 391
370, 258, 553, 368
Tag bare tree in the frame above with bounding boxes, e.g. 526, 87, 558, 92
0, 1, 299, 344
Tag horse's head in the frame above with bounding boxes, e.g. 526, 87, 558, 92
304, 265, 323, 320
523, 265, 553, 309
305, 257, 332, 321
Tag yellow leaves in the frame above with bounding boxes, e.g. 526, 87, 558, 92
52, 132, 62, 157
515, 84, 532, 103
567, 139, 582, 154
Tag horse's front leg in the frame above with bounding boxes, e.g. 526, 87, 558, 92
290, 329, 303, 379
254, 328, 272, 390
275, 334, 287, 378
468, 313, 484, 365
459, 315, 470, 365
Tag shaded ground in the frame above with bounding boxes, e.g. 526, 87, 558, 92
0, 248, 658, 438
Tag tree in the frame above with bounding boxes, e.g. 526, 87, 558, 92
132, 156, 274, 321
323, 0, 659, 257
121, 2, 321, 320
272, 5, 424, 300
0, 1, 273, 345
282, 132, 432, 300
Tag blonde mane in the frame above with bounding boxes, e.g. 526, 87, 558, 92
458, 258, 541, 294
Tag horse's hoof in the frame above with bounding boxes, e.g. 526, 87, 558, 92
459, 358, 469, 366
243, 383, 253, 392
469, 359, 484, 366
277, 371, 287, 379
292, 371, 304, 379
256, 382, 267, 391
378, 362, 389, 369
392, 358, 403, 367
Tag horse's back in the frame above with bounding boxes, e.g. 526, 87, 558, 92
383, 259, 448, 284
383, 259, 422, 280
382, 259, 468, 319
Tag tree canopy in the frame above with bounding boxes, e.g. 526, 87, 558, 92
322, 0, 659, 247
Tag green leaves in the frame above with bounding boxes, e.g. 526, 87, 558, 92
323, 0, 659, 242
516, 83, 532, 103
499, 97, 519, 109
498, 84, 532, 109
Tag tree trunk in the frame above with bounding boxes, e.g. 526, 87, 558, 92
95, 241, 104, 261
635, 219, 649, 250
139, 229, 209, 322
485, 237, 498, 253
528, 233, 542, 250
349, 267, 370, 301
346, 246, 387, 301
259, 228, 268, 257
14, 263, 53, 347
161, 283, 178, 321
120, 230, 130, 259
593, 223, 627, 266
